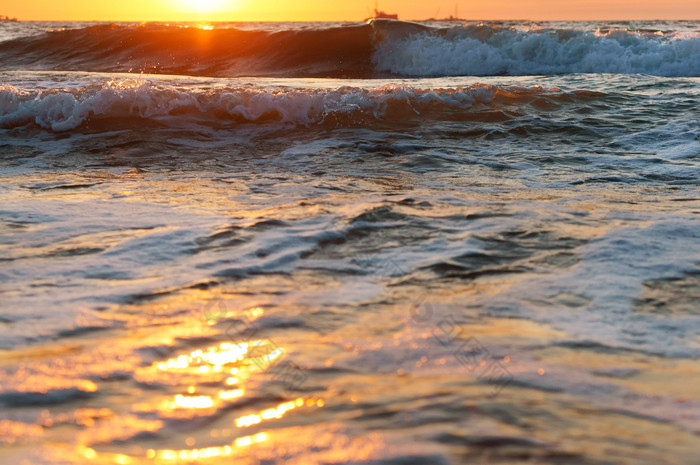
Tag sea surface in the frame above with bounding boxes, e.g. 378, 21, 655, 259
1, 19, 699, 465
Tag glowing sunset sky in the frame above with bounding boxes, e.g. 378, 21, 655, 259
3, 0, 699, 21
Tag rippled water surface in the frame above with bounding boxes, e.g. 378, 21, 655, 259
1, 19, 700, 465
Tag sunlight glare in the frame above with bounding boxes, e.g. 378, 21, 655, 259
179, 0, 227, 13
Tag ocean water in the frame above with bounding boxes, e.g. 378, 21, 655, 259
1, 19, 699, 465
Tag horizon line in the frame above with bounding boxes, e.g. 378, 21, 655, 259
5, 17, 700, 22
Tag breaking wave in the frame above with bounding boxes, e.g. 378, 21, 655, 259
0, 21, 698, 78
374, 23, 700, 77
0, 80, 601, 132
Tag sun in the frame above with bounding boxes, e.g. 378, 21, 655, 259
178, 0, 227, 13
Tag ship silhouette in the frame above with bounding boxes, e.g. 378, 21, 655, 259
426, 4, 464, 22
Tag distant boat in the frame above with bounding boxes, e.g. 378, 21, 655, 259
425, 15, 463, 22
425, 4, 464, 22
1, 15, 19, 22
426, 15, 464, 22
364, 1, 398, 22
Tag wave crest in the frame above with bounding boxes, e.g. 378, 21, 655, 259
0, 80, 595, 132
1, 21, 698, 78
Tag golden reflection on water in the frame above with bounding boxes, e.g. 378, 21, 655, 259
146, 432, 268, 462
234, 397, 323, 427
167, 394, 215, 409
156, 342, 249, 372
69, 305, 325, 463
137, 340, 285, 384
76, 393, 324, 463
0, 298, 333, 463
135, 395, 324, 463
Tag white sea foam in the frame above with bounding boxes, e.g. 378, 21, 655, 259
373, 27, 700, 77
0, 81, 513, 131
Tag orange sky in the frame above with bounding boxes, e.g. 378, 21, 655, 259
3, 0, 699, 21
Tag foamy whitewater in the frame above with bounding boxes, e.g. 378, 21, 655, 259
0, 19, 699, 465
